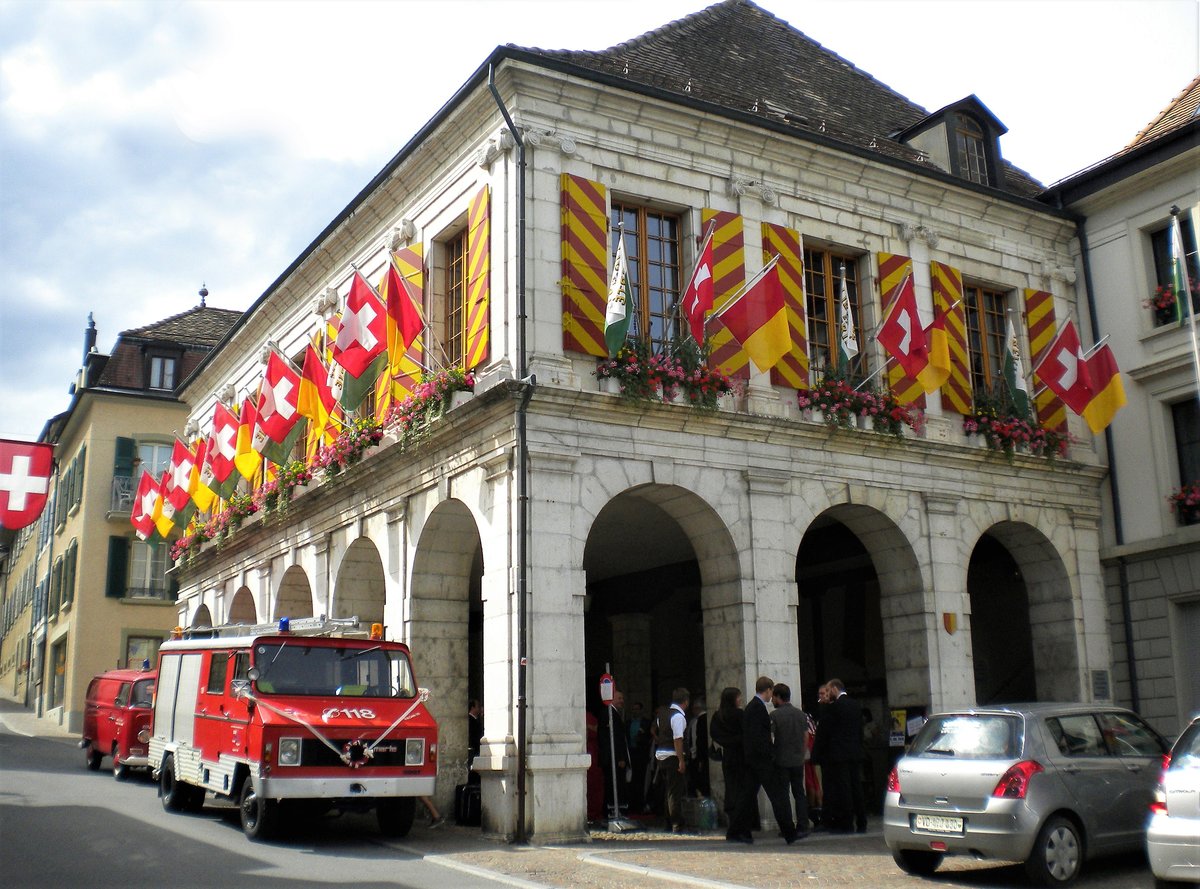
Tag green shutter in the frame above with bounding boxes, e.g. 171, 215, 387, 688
64, 543, 77, 604
72, 446, 86, 507
105, 536, 129, 598
113, 437, 136, 477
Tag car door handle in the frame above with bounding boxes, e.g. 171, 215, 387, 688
1124, 763, 1143, 772
1061, 764, 1080, 774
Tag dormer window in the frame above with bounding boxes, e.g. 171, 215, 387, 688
955, 115, 989, 185
149, 355, 177, 390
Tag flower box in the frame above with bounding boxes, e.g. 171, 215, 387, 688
1168, 481, 1200, 525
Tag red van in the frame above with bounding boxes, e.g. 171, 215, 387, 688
81, 667, 157, 780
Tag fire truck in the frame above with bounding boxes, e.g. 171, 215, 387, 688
149, 616, 437, 840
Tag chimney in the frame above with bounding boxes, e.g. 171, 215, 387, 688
82, 312, 97, 364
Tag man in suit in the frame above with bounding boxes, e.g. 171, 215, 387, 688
726, 675, 804, 845
812, 677, 866, 833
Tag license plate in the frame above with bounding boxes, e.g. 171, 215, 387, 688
913, 813, 964, 834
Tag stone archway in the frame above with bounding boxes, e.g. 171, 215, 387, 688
274, 565, 313, 620
191, 603, 213, 627
333, 538, 386, 625
228, 586, 256, 625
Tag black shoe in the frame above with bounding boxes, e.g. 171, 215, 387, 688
725, 831, 753, 844
785, 830, 809, 844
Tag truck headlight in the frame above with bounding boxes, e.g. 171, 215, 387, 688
405, 738, 425, 767
278, 737, 302, 766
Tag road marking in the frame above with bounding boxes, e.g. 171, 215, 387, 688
388, 843, 556, 889
577, 848, 755, 889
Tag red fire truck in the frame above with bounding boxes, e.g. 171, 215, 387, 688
149, 616, 437, 840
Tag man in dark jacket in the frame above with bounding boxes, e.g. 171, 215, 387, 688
726, 676, 803, 845
812, 677, 865, 833
770, 682, 809, 830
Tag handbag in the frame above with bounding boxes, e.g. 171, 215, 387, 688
709, 740, 724, 762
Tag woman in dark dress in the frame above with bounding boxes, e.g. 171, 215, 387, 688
709, 686, 755, 828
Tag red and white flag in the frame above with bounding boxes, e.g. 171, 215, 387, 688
0, 439, 54, 531
163, 438, 196, 518
254, 351, 302, 448
201, 402, 240, 496
1033, 319, 1095, 416
877, 273, 929, 381
332, 271, 387, 379
130, 470, 158, 540
682, 228, 715, 344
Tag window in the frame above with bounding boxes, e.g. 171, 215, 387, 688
1045, 714, 1106, 757
804, 248, 865, 379
444, 229, 468, 368
1151, 216, 1199, 315
206, 653, 230, 694
137, 441, 173, 478
1095, 712, 1164, 757
964, 284, 1009, 397
1173, 399, 1200, 486
125, 635, 162, 670
49, 638, 67, 709
955, 115, 989, 186
128, 540, 171, 598
149, 355, 177, 390
610, 202, 682, 354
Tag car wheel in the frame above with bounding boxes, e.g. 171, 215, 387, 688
376, 797, 416, 838
112, 746, 129, 781
84, 743, 102, 771
160, 755, 190, 812
1025, 815, 1082, 886
892, 849, 943, 876
239, 775, 278, 840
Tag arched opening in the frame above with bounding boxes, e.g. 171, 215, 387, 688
797, 506, 925, 811
191, 603, 213, 628
273, 565, 313, 620
410, 500, 484, 811
969, 522, 1078, 703
582, 484, 741, 820
228, 586, 257, 626
333, 538, 385, 625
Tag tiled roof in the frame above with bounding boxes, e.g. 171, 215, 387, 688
1128, 74, 1200, 150
123, 304, 243, 348
516, 0, 1042, 193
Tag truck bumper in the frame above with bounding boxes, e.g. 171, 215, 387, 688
257, 774, 435, 799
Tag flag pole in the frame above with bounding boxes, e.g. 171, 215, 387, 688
1171, 206, 1200, 409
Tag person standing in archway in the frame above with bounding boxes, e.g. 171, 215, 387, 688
652, 687, 690, 833
770, 682, 809, 832
467, 699, 483, 785
726, 676, 802, 845
812, 677, 866, 833
710, 687, 755, 830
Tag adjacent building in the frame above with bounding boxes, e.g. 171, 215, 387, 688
169, 0, 1116, 841
0, 299, 240, 732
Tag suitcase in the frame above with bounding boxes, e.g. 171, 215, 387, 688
455, 782, 481, 826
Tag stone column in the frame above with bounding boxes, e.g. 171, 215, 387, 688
608, 613, 652, 714
922, 493, 973, 712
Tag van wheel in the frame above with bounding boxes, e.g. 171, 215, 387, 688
160, 755, 191, 812
376, 797, 416, 838
1025, 815, 1082, 886
112, 746, 129, 781
239, 775, 277, 840
893, 849, 943, 876
84, 743, 102, 771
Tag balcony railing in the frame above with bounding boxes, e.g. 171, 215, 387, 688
125, 584, 173, 601
111, 475, 135, 513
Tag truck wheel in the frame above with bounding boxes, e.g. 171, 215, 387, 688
112, 745, 129, 781
239, 775, 277, 840
84, 743, 102, 771
892, 849, 943, 876
160, 755, 191, 812
376, 797, 416, 838
1025, 815, 1082, 886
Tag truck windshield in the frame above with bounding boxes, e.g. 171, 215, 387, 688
251, 643, 417, 698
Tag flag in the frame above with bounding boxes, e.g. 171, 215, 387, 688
298, 344, 340, 453
151, 470, 174, 538
1003, 318, 1031, 417
0, 439, 54, 531
130, 470, 158, 540
711, 260, 790, 374
333, 271, 388, 409
161, 438, 198, 526
189, 437, 216, 514
877, 274, 929, 381
1173, 215, 1195, 328
916, 308, 951, 394
202, 402, 240, 500
254, 351, 305, 467
1082, 343, 1127, 433
681, 228, 715, 344
1033, 319, 1094, 416
604, 235, 632, 357
838, 270, 858, 372
234, 395, 262, 482
377, 259, 425, 417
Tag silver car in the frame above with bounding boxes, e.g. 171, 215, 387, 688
1147, 713, 1200, 886
883, 703, 1166, 887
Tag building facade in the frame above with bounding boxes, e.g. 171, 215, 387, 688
1043, 76, 1200, 740
0, 302, 240, 732
172, 1, 1113, 842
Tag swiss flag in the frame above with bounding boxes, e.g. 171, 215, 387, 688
163, 439, 196, 516
1034, 319, 1095, 416
130, 470, 158, 540
877, 274, 929, 381
202, 402, 239, 488
332, 271, 387, 378
254, 351, 302, 447
682, 229, 715, 344
0, 439, 54, 531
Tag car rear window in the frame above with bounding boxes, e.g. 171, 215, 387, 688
1170, 720, 1200, 770
909, 714, 1022, 759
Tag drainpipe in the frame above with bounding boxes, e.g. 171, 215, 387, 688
1075, 220, 1138, 710
488, 62, 534, 844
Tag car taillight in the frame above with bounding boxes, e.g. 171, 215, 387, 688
886, 766, 901, 793
992, 760, 1043, 798
1149, 752, 1172, 815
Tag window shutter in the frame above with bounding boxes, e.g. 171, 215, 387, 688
764, 223, 809, 389
64, 542, 77, 605
560, 173, 609, 357
932, 261, 971, 414
463, 185, 490, 371
105, 536, 129, 598
704, 209, 750, 380
113, 437, 136, 478
72, 446, 86, 507
1024, 289, 1068, 434
878, 253, 926, 408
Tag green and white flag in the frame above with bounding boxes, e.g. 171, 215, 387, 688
604, 236, 632, 357
1004, 317, 1031, 417
837, 270, 858, 372
1173, 215, 1194, 328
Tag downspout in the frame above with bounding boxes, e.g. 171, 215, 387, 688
488, 62, 534, 844
1076, 219, 1138, 710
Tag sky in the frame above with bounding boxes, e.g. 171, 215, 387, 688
1, 0, 1197, 442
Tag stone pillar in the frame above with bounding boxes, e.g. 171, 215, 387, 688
608, 613, 652, 714
923, 493, 973, 712
1071, 511, 1112, 703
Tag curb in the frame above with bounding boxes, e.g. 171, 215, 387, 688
389, 842, 557, 889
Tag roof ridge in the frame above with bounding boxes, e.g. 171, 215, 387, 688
1127, 73, 1200, 148
122, 304, 241, 338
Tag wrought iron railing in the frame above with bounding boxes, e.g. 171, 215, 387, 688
110, 475, 136, 512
